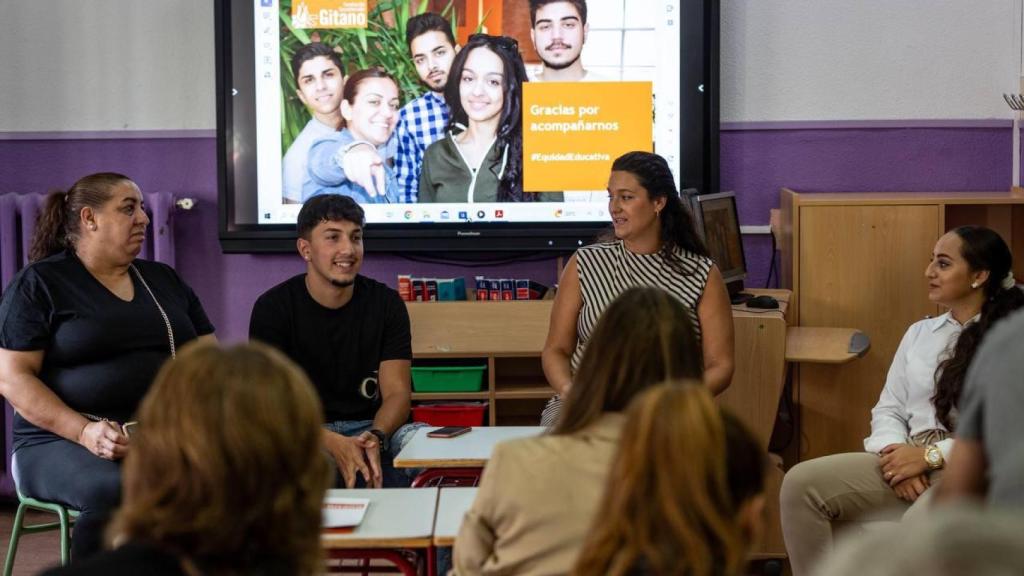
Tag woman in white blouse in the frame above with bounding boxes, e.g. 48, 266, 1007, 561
780, 226, 1024, 576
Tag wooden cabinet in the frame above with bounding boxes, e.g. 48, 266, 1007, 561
780, 189, 1024, 460
407, 301, 553, 425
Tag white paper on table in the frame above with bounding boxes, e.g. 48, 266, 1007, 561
322, 496, 370, 528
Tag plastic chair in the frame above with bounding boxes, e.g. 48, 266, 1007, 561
4, 455, 79, 576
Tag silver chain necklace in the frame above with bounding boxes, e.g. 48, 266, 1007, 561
130, 263, 176, 358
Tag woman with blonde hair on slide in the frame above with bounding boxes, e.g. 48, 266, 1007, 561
43, 341, 332, 575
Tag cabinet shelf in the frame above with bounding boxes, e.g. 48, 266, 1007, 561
494, 387, 552, 400
410, 392, 490, 401
407, 300, 553, 425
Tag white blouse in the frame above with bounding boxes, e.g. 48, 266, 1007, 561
863, 311, 975, 461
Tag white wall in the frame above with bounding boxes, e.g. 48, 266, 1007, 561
0, 0, 214, 132
0, 0, 1019, 131
721, 0, 1022, 121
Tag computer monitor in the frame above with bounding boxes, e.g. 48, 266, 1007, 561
682, 190, 749, 302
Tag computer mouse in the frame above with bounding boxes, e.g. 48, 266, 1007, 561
746, 295, 779, 309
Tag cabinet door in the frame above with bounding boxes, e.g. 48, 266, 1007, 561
797, 205, 939, 459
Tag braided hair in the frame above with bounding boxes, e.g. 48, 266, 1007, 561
932, 226, 1024, 430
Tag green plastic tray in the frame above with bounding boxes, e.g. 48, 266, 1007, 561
411, 365, 486, 392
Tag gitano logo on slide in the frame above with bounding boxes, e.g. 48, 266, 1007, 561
291, 0, 368, 29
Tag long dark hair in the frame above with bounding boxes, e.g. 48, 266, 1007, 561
610, 152, 709, 262
443, 34, 529, 202
552, 286, 704, 435
932, 226, 1024, 430
29, 172, 132, 263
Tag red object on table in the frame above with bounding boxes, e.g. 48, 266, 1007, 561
411, 403, 486, 427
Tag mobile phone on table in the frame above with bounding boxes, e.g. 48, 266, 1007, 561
121, 421, 138, 438
427, 426, 471, 438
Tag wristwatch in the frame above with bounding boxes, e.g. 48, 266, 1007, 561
368, 428, 389, 452
924, 444, 944, 470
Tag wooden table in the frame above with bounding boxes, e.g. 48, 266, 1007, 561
433, 488, 479, 547
321, 488, 439, 576
785, 326, 869, 364
394, 427, 544, 469
394, 426, 544, 488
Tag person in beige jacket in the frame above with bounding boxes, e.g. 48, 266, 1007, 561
452, 286, 707, 575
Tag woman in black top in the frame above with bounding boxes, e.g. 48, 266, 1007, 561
0, 173, 215, 561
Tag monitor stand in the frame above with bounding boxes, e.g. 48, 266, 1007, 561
727, 280, 753, 305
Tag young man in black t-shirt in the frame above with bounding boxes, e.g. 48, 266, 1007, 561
249, 195, 423, 487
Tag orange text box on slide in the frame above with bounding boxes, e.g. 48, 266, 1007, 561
523, 82, 652, 192
291, 0, 368, 29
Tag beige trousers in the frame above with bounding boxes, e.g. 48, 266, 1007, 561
780, 452, 941, 576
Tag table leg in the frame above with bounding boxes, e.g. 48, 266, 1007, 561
324, 549, 420, 575
410, 468, 483, 488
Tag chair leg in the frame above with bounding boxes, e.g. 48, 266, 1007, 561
58, 507, 72, 566
4, 502, 28, 576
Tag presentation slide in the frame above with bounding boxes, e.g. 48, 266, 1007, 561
250, 0, 680, 226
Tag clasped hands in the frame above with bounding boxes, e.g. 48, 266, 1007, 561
880, 443, 930, 502
324, 430, 383, 489
78, 420, 129, 461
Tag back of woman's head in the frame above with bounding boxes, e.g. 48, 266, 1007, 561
573, 382, 766, 576
29, 172, 132, 262
610, 151, 709, 258
933, 225, 1024, 430
552, 286, 703, 435
110, 341, 331, 575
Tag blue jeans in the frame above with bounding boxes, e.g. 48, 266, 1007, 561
323, 420, 425, 487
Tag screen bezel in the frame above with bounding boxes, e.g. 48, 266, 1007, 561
215, 0, 721, 253
688, 190, 747, 286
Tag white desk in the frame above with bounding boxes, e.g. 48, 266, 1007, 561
321, 488, 438, 550
433, 488, 479, 546
393, 426, 544, 469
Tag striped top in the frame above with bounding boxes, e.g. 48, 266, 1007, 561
572, 240, 713, 371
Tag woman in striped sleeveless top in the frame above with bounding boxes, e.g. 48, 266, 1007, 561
540, 151, 735, 426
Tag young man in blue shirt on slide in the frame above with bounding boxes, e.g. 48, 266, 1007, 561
281, 43, 345, 204
393, 12, 460, 203
249, 195, 423, 487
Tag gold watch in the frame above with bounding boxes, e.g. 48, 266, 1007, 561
924, 444, 944, 470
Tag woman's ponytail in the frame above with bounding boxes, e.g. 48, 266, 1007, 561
27, 172, 131, 263
28, 191, 71, 263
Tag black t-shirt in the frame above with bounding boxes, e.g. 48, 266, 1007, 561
249, 274, 411, 422
0, 251, 214, 451
40, 540, 295, 575
41, 542, 186, 576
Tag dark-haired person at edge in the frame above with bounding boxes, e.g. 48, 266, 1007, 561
305, 68, 401, 203
573, 383, 767, 576
0, 173, 215, 561
281, 42, 345, 204
939, 265, 1024, 509
418, 34, 562, 203
249, 194, 424, 488
540, 150, 734, 426
453, 287, 704, 575
394, 12, 460, 203
42, 342, 331, 576
780, 226, 1024, 576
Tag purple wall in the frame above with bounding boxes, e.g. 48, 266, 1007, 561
0, 123, 1013, 341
